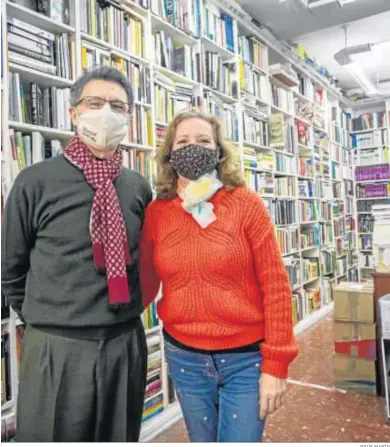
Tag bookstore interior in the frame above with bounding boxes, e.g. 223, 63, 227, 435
1, 0, 390, 443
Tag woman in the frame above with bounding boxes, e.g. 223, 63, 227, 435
140, 111, 298, 442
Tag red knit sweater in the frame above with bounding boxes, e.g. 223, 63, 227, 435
140, 186, 298, 378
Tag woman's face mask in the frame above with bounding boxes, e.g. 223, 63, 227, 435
170, 144, 219, 180
76, 103, 128, 151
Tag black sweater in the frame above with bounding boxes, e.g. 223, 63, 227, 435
1, 155, 152, 328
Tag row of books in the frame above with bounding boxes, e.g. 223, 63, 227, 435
356, 183, 390, 199
111, 57, 152, 105
1, 413, 16, 443
303, 258, 319, 282
305, 288, 321, 313
269, 114, 299, 153
7, 130, 62, 185
242, 107, 269, 147
1, 331, 12, 405
298, 157, 313, 178
355, 146, 390, 165
276, 227, 300, 255
333, 217, 345, 238
320, 201, 333, 221
359, 235, 373, 251
298, 180, 315, 198
300, 201, 318, 222
275, 177, 295, 197
203, 1, 234, 52
271, 84, 292, 114
8, 73, 71, 131
320, 250, 334, 275
202, 53, 236, 97
204, 93, 238, 142
292, 292, 303, 325
7, 17, 74, 79
153, 33, 198, 81
238, 36, 267, 71
142, 335, 163, 422
284, 258, 301, 290
275, 153, 297, 174
351, 112, 386, 132
1, 292, 10, 321
301, 225, 319, 249
319, 222, 334, 246
121, 149, 155, 184
359, 253, 375, 269
358, 216, 374, 233
239, 61, 268, 101
355, 164, 390, 182
244, 171, 273, 195
243, 150, 273, 172
351, 129, 387, 149
128, 104, 153, 147
141, 302, 159, 331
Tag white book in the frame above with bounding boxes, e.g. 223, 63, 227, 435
32, 132, 45, 164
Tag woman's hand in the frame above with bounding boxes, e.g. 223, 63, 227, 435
259, 373, 287, 420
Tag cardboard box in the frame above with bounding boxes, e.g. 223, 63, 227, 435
334, 282, 375, 323
334, 321, 376, 360
333, 354, 377, 396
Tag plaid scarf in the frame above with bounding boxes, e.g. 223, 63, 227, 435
64, 136, 131, 308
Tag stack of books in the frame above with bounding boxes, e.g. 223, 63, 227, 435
7, 17, 73, 79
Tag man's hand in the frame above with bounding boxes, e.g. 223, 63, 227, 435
259, 373, 287, 420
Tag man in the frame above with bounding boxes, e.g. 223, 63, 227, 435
1, 66, 152, 442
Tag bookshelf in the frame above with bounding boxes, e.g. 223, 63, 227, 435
0, 0, 377, 442
350, 107, 390, 282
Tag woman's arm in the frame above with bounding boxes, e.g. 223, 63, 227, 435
139, 203, 161, 309
244, 190, 299, 379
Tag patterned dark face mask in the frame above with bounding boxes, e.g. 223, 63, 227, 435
170, 144, 219, 180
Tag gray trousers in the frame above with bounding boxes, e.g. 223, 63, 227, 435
16, 320, 147, 442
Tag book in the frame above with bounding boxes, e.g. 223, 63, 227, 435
9, 74, 72, 130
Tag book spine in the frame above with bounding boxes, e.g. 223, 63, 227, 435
8, 52, 57, 75
8, 33, 51, 58
9, 44, 53, 64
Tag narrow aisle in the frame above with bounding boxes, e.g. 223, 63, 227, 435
153, 314, 390, 442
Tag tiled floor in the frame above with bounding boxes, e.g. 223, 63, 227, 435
153, 314, 390, 442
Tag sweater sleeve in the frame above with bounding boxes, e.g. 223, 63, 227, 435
139, 202, 161, 309
244, 190, 298, 379
1, 181, 36, 321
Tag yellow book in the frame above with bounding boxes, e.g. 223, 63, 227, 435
147, 111, 153, 146
81, 47, 88, 70
91, 0, 96, 37
239, 60, 244, 89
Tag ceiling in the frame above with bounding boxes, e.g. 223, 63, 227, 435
236, 0, 390, 40
294, 11, 390, 91
237, 0, 390, 92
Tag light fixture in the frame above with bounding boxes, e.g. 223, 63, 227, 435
347, 62, 377, 95
337, 0, 358, 5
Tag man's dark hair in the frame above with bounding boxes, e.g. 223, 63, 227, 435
70, 66, 134, 109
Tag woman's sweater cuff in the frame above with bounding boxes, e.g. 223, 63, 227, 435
261, 359, 289, 379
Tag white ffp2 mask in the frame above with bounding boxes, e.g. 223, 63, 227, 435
76, 104, 128, 151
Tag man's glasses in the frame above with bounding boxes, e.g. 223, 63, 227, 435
76, 96, 131, 114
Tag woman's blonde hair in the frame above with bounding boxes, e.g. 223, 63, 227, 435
155, 110, 246, 200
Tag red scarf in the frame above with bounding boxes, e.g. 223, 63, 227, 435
64, 136, 131, 308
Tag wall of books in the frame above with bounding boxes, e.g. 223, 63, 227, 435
1, 0, 388, 442
350, 106, 390, 281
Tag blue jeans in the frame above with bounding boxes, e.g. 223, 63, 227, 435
164, 338, 265, 442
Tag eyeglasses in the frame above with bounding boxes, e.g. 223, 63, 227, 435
76, 96, 132, 114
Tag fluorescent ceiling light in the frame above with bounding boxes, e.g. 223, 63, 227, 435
338, 0, 358, 5
347, 62, 377, 95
